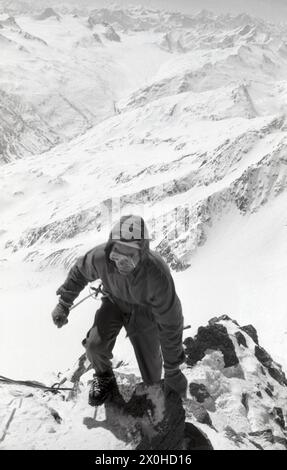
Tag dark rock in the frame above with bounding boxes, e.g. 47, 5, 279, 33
93, 33, 102, 43
208, 315, 240, 326
184, 323, 239, 368
185, 398, 214, 425
183, 422, 213, 450
124, 386, 156, 419
248, 439, 264, 450
103, 23, 121, 42
189, 383, 211, 403
265, 387, 273, 398
241, 325, 259, 345
267, 382, 274, 392
235, 331, 247, 348
274, 436, 287, 448
220, 362, 245, 379
224, 426, 245, 445
84, 380, 186, 450
239, 25, 253, 36
256, 391, 262, 398
198, 410, 213, 427
241, 393, 249, 411
36, 8, 61, 21
272, 407, 285, 429
156, 239, 190, 271
136, 386, 186, 450
236, 195, 249, 213
0, 16, 20, 29
249, 429, 274, 444
255, 345, 287, 386
254, 346, 268, 366
194, 406, 213, 426
49, 407, 62, 424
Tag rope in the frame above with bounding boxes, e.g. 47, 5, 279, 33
0, 375, 73, 393
0, 287, 104, 394
70, 284, 103, 311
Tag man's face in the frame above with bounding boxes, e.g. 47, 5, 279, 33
109, 243, 141, 276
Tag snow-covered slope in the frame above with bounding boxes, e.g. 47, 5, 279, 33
1, 7, 287, 163
1, 6, 287, 360
0, 11, 170, 162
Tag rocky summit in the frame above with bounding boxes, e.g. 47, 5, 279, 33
0, 316, 286, 450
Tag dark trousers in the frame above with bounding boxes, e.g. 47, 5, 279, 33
83, 298, 162, 384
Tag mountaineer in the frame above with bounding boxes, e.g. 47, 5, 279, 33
51, 214, 187, 406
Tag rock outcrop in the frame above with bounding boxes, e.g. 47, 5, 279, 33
36, 8, 61, 21
1, 316, 285, 450
183, 316, 287, 450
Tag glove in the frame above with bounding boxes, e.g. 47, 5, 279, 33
164, 369, 187, 399
51, 302, 70, 328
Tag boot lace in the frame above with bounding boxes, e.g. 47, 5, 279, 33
90, 374, 114, 395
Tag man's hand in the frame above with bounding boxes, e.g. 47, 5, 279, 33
164, 369, 188, 399
51, 303, 69, 328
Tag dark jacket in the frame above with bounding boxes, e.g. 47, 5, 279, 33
56, 226, 185, 373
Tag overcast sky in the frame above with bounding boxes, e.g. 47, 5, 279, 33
2, 0, 287, 23
94, 0, 287, 23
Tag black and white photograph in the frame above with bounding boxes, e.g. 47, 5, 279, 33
0, 0, 287, 454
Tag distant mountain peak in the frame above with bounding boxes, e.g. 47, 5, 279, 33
36, 8, 60, 21
0, 15, 20, 30
195, 9, 215, 20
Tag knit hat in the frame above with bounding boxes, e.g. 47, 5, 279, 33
105, 214, 150, 265
110, 214, 150, 242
